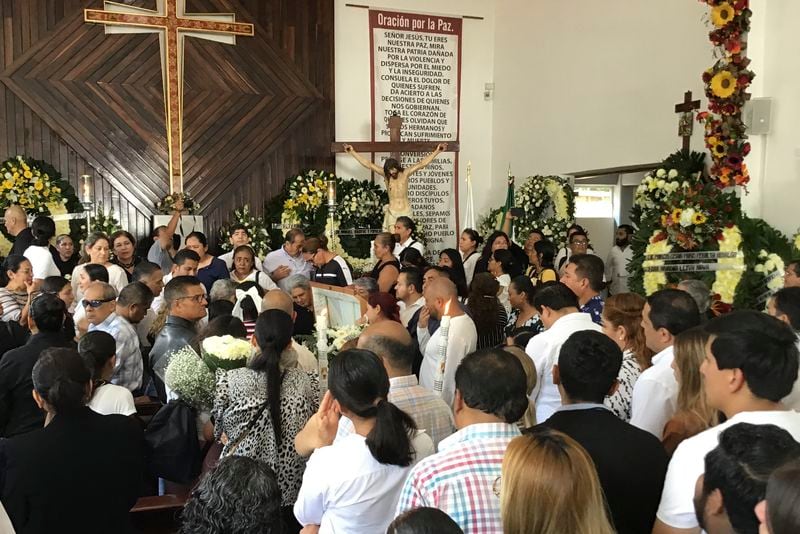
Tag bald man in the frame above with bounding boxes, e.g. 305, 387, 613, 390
261, 289, 317, 372
355, 321, 454, 446
4, 205, 33, 256
418, 278, 477, 406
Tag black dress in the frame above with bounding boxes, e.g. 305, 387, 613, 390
369, 259, 401, 294
0, 407, 144, 534
51, 249, 79, 278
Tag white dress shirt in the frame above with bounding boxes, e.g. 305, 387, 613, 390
294, 433, 414, 534
262, 246, 313, 292
526, 312, 603, 423
461, 251, 479, 287
394, 237, 425, 260
419, 314, 478, 407
605, 245, 633, 295
629, 346, 678, 438
399, 296, 425, 327
657, 410, 800, 530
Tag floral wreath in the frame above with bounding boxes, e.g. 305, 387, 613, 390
476, 176, 575, 248
697, 0, 754, 189
0, 155, 84, 255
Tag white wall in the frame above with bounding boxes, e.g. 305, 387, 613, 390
744, 0, 800, 236
334, 0, 497, 222
491, 0, 709, 179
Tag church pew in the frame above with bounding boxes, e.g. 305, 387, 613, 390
130, 494, 186, 534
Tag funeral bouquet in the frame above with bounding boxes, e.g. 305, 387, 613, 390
91, 201, 122, 236
753, 250, 785, 293
164, 346, 216, 410
201, 335, 252, 372
327, 323, 365, 353
156, 192, 200, 214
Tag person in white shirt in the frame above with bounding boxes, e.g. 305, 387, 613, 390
767, 286, 800, 411
526, 281, 602, 423
395, 268, 425, 328
150, 249, 200, 313
294, 348, 425, 533
630, 289, 701, 438
418, 278, 477, 406
219, 224, 265, 271
229, 245, 277, 292
262, 229, 312, 292
393, 216, 424, 259
459, 229, 482, 287
605, 225, 634, 295
24, 216, 61, 283
692, 422, 800, 534
335, 320, 454, 448
653, 311, 800, 534
79, 330, 136, 416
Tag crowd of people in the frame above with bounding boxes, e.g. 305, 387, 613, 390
1, 199, 800, 534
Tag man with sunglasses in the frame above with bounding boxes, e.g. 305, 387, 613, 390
149, 276, 208, 402
85, 281, 142, 393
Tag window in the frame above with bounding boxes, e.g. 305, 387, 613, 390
574, 186, 614, 218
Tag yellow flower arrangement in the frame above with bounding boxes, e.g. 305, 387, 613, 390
710, 2, 734, 28
643, 232, 671, 295
794, 232, 800, 253
710, 71, 737, 99
711, 226, 745, 304
671, 208, 682, 221
692, 212, 708, 225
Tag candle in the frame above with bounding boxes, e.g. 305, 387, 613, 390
467, 161, 472, 183
81, 175, 91, 203
433, 299, 452, 396
326, 178, 337, 207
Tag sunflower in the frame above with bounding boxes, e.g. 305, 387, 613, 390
711, 141, 728, 158
692, 212, 708, 225
671, 208, 683, 221
711, 2, 734, 28
710, 71, 737, 98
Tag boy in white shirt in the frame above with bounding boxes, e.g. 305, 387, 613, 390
653, 311, 800, 534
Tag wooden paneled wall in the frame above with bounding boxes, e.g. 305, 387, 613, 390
0, 0, 334, 252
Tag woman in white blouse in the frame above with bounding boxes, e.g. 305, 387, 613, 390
459, 228, 482, 287
294, 348, 419, 534
23, 216, 61, 284
71, 232, 127, 303
229, 245, 276, 292
78, 331, 136, 416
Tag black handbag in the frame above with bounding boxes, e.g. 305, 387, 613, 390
143, 399, 202, 483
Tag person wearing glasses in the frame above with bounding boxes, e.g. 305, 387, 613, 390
83, 281, 140, 393
303, 237, 353, 288
149, 276, 208, 402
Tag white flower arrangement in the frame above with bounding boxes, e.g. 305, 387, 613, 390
164, 346, 215, 410
754, 249, 785, 293
201, 335, 252, 372
511, 175, 575, 247
643, 232, 671, 295
326, 323, 365, 352
634, 169, 683, 210
711, 226, 745, 304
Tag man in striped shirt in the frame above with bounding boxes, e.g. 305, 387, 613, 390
396, 348, 529, 533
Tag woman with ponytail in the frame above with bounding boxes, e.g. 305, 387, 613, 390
0, 347, 143, 533
294, 348, 426, 533
212, 309, 317, 530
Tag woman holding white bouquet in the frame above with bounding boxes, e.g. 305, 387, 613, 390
212, 309, 318, 531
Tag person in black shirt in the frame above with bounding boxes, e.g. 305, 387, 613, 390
533, 330, 668, 534
0, 294, 76, 437
285, 275, 315, 336
50, 234, 79, 278
4, 205, 34, 257
302, 237, 353, 288
0, 347, 143, 533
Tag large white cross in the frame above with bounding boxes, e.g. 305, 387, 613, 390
85, 0, 254, 194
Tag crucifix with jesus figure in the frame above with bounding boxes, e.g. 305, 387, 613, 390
675, 90, 702, 151
85, 0, 254, 195
332, 114, 460, 231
